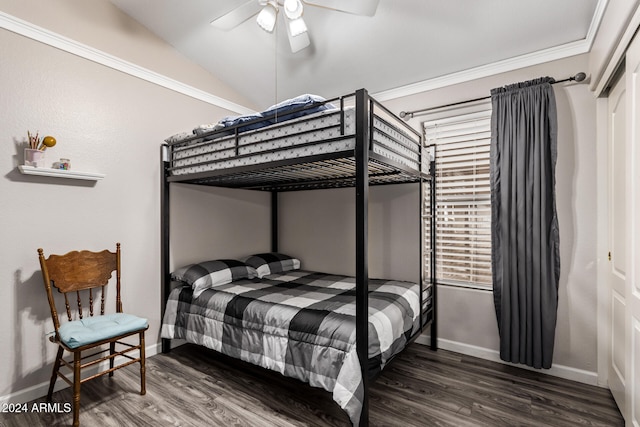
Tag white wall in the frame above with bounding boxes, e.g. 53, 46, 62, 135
169, 184, 271, 268
280, 183, 421, 282
0, 0, 269, 403
0, 0, 256, 110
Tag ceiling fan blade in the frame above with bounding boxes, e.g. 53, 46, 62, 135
301, 0, 380, 16
211, 1, 263, 31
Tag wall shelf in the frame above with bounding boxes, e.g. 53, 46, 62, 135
18, 165, 105, 181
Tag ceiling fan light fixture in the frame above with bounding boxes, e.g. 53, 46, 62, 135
285, 16, 310, 52
283, 0, 304, 20
256, 3, 278, 33
288, 17, 307, 37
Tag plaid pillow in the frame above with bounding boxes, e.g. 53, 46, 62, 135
171, 259, 257, 298
244, 253, 301, 278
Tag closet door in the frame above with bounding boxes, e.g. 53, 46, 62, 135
607, 64, 627, 418
608, 30, 640, 424
625, 31, 640, 426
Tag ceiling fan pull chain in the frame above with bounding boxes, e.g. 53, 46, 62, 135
274, 21, 279, 120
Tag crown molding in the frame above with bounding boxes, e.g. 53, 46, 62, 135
373, 0, 607, 102
373, 39, 592, 102
585, 0, 609, 51
0, 11, 254, 115
591, 0, 640, 96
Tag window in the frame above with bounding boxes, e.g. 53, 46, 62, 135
423, 108, 492, 289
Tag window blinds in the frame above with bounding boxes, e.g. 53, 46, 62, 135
423, 109, 492, 289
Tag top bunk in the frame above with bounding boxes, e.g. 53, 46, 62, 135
161, 89, 431, 192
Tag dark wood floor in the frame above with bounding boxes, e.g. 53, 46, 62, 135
0, 343, 623, 426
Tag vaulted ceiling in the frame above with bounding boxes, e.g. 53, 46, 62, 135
108, 0, 602, 109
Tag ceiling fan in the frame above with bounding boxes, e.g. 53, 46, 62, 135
211, 0, 380, 53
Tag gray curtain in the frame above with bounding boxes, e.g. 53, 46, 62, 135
490, 77, 560, 369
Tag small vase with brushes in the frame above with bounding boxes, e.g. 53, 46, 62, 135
24, 131, 56, 167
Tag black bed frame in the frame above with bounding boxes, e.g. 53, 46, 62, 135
160, 88, 436, 426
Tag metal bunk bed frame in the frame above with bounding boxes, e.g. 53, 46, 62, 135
160, 88, 436, 426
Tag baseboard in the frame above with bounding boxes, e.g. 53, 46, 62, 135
415, 335, 600, 387
0, 342, 161, 406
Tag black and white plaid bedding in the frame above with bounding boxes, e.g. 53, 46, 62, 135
161, 269, 421, 425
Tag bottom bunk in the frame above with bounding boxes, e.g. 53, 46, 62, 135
160, 255, 433, 426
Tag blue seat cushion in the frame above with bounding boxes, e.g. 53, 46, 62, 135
58, 313, 148, 349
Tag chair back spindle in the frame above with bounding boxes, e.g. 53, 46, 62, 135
89, 288, 93, 317
101, 285, 106, 315
63, 294, 72, 322
77, 291, 83, 319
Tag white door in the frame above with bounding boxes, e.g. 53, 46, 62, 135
624, 32, 640, 426
607, 65, 627, 418
608, 31, 640, 425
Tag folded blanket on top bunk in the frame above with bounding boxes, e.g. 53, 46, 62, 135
161, 254, 420, 426
165, 94, 336, 143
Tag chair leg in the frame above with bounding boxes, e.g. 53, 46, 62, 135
139, 331, 146, 395
47, 346, 64, 401
72, 352, 81, 427
109, 342, 115, 377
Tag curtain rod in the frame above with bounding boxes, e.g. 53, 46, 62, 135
399, 72, 587, 120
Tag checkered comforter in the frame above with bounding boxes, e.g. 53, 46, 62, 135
161, 270, 421, 425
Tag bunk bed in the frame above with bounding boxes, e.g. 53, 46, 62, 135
160, 89, 436, 426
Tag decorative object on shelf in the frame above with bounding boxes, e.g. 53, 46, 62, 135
38, 135, 57, 151
19, 132, 102, 181
25, 131, 57, 167
27, 130, 40, 150
24, 148, 45, 168
52, 158, 71, 170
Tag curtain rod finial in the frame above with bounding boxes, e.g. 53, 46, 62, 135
572, 72, 587, 82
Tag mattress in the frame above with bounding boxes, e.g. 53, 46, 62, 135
160, 269, 422, 425
168, 107, 421, 176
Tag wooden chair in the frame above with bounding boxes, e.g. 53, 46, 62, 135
38, 243, 148, 427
